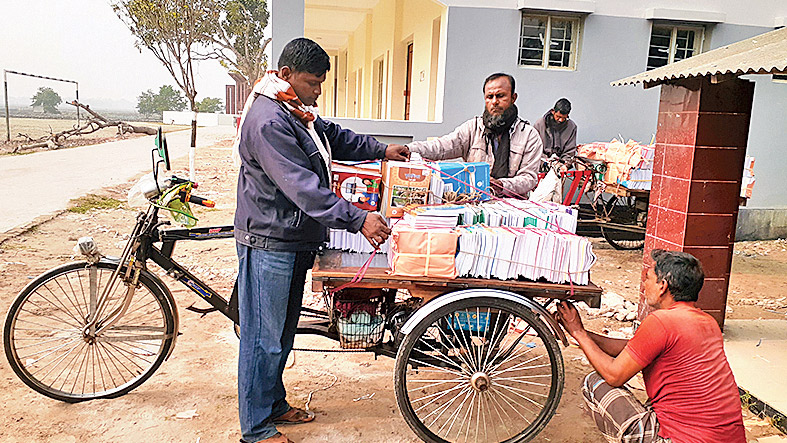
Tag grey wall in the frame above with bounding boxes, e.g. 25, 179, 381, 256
271, 0, 304, 69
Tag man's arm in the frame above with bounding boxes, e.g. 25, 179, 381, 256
556, 301, 643, 387
497, 127, 543, 196
248, 119, 368, 233
586, 331, 629, 357
560, 122, 577, 163
406, 119, 474, 161
319, 118, 387, 161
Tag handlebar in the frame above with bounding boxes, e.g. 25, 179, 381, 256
188, 194, 215, 208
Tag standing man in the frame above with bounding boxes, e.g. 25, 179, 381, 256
233, 38, 409, 443
406, 73, 543, 198
532, 98, 577, 166
554, 250, 745, 442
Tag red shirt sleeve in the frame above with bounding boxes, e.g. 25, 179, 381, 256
625, 313, 668, 368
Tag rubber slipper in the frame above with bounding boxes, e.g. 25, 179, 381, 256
273, 407, 315, 425
253, 433, 293, 443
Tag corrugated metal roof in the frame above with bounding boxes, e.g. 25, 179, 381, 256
612, 26, 787, 88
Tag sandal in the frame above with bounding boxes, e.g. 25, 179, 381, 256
273, 407, 315, 425
253, 433, 293, 443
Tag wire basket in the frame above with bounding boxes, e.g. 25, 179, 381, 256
332, 288, 386, 349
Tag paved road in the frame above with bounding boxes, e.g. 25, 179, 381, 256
0, 126, 236, 233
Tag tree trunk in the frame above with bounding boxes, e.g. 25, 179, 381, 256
189, 98, 198, 181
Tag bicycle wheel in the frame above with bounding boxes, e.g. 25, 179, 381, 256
394, 297, 564, 443
4, 261, 176, 402
599, 196, 645, 250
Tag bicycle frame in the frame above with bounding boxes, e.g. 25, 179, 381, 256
83, 204, 239, 337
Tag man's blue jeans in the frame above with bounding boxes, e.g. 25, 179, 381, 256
236, 243, 316, 442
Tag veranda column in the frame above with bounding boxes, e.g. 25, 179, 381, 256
639, 77, 755, 329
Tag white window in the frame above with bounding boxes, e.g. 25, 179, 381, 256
518, 14, 580, 70
647, 25, 704, 70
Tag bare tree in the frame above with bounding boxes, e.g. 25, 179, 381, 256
202, 0, 271, 87
112, 0, 217, 180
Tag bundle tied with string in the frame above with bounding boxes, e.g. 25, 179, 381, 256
427, 161, 491, 205
380, 161, 431, 218
389, 162, 596, 287
331, 160, 383, 211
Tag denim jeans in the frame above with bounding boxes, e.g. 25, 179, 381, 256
236, 243, 316, 443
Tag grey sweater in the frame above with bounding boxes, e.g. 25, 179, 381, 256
532, 111, 577, 163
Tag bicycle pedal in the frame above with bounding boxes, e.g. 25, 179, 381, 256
185, 304, 218, 317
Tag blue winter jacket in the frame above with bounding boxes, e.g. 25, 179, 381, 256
234, 95, 387, 251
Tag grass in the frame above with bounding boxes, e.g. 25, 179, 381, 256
68, 194, 125, 214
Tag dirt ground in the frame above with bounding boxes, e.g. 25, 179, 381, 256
0, 137, 785, 442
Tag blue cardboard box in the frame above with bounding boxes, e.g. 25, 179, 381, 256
428, 162, 491, 204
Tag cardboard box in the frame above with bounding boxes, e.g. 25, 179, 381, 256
389, 226, 458, 278
331, 161, 382, 212
380, 161, 431, 218
428, 162, 491, 204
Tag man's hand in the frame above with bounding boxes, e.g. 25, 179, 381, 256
554, 301, 586, 338
490, 178, 505, 196
360, 212, 392, 249
385, 144, 410, 161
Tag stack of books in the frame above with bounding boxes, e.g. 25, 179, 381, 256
400, 199, 578, 234
328, 229, 390, 254
454, 226, 596, 284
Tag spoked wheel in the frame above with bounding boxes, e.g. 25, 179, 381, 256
4, 261, 176, 402
598, 195, 646, 250
394, 297, 564, 443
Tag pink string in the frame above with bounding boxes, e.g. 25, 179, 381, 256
419, 162, 575, 236
329, 161, 587, 295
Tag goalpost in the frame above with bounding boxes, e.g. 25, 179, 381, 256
3, 69, 80, 142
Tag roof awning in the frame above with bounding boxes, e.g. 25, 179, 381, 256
612, 26, 787, 89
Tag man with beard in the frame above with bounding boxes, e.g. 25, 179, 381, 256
406, 73, 543, 197
532, 98, 577, 167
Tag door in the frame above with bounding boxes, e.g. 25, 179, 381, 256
404, 42, 413, 120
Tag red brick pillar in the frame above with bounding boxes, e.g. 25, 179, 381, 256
639, 77, 754, 329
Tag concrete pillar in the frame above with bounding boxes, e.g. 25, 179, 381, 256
271, 0, 305, 67
639, 77, 755, 328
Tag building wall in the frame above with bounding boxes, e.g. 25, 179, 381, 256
271, 0, 787, 238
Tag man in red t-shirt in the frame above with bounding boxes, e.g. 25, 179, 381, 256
554, 249, 745, 442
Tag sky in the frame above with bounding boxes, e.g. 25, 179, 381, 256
0, 0, 237, 111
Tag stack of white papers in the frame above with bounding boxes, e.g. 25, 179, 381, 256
454, 226, 596, 285
402, 205, 465, 228
478, 199, 578, 233
398, 199, 578, 234
328, 229, 390, 254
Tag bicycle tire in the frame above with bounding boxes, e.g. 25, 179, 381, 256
394, 297, 564, 443
599, 196, 645, 250
4, 261, 176, 402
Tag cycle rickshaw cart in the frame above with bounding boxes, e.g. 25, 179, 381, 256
3, 131, 603, 443
542, 154, 650, 251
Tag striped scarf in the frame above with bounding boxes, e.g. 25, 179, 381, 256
232, 71, 330, 175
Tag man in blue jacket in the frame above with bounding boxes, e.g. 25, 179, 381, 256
233, 38, 409, 443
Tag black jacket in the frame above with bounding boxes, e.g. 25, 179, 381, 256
234, 95, 387, 251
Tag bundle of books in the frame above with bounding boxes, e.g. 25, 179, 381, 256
328, 229, 390, 254
577, 139, 653, 189
741, 156, 755, 199
427, 161, 491, 204
331, 161, 383, 211
400, 199, 578, 234
454, 226, 596, 285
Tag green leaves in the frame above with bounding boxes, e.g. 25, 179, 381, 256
137, 85, 188, 115
30, 87, 62, 114
196, 97, 224, 113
